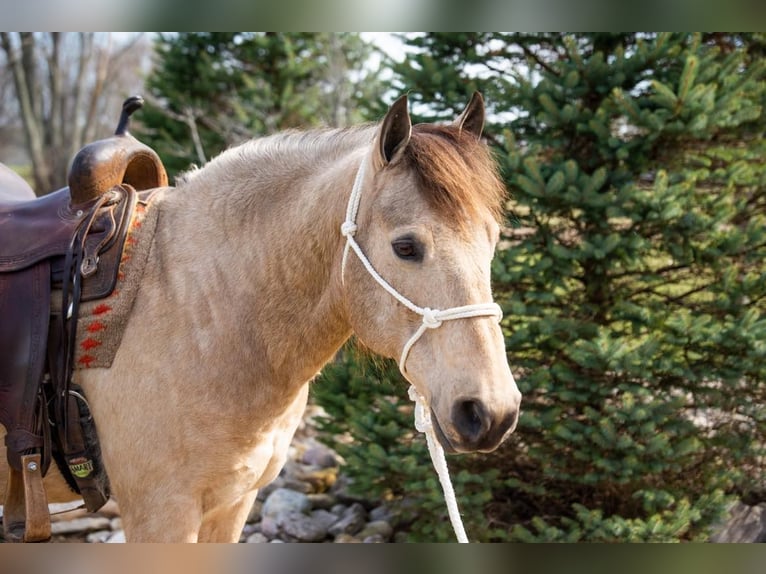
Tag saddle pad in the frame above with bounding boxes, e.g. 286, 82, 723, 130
73, 190, 164, 369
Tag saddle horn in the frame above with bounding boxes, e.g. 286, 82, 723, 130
68, 96, 168, 205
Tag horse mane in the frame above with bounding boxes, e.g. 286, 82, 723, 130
175, 126, 375, 187
177, 122, 506, 228
403, 123, 506, 225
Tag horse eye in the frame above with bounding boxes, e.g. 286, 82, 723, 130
392, 238, 422, 262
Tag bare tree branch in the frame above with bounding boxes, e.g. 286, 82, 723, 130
0, 32, 52, 192
1, 32, 152, 193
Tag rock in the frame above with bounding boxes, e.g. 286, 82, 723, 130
331, 475, 370, 507
86, 530, 113, 543
257, 477, 286, 501
259, 516, 281, 539
262, 488, 312, 519
298, 467, 338, 492
334, 533, 361, 543
358, 520, 393, 542
246, 532, 270, 543
369, 505, 395, 523
362, 534, 386, 543
307, 493, 337, 510
247, 500, 263, 523
281, 477, 315, 494
313, 509, 340, 527
106, 530, 126, 543
710, 502, 766, 542
330, 504, 347, 516
51, 516, 112, 535
48, 501, 85, 517
280, 460, 307, 479
302, 444, 338, 468
281, 509, 337, 542
328, 502, 367, 536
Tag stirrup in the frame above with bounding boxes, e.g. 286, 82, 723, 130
3, 454, 51, 542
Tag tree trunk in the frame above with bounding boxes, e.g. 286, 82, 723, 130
0, 32, 53, 193
0, 32, 144, 195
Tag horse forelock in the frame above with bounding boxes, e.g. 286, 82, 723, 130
402, 124, 506, 228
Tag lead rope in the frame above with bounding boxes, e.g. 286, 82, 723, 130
407, 386, 468, 543
340, 156, 503, 543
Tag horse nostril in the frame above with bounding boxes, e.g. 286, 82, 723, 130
452, 399, 491, 445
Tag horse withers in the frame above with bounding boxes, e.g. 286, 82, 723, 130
0, 93, 520, 542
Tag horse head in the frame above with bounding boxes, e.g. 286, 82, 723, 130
341, 93, 521, 454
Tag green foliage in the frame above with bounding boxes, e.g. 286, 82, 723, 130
512, 492, 730, 543
314, 33, 766, 542
138, 32, 385, 177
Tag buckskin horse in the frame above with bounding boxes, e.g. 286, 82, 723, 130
0, 93, 521, 542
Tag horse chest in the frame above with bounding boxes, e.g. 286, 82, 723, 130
219, 386, 310, 494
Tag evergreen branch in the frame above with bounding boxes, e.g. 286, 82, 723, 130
484, 60, 513, 76
482, 131, 503, 148
521, 44, 561, 77
610, 262, 692, 280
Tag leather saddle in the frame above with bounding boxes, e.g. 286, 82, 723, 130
0, 96, 167, 542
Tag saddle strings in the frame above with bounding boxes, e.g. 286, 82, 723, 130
340, 156, 503, 543
55, 192, 114, 440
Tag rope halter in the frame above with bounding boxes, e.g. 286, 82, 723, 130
340, 157, 503, 376
340, 155, 504, 543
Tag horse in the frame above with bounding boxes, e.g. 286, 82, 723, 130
0, 92, 521, 542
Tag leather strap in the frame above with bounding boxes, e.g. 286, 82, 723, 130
58, 385, 109, 512
3, 454, 51, 542
0, 262, 51, 472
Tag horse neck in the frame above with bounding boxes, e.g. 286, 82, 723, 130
153, 134, 368, 391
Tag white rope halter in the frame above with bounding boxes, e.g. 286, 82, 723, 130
340, 156, 503, 543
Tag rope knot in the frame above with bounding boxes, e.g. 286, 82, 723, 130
340, 221, 358, 237
407, 386, 432, 433
421, 308, 443, 329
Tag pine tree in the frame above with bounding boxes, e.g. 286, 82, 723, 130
494, 32, 766, 541
138, 32, 383, 177
314, 33, 766, 541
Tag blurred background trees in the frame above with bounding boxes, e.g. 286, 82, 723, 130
2, 32, 763, 542
137, 32, 385, 177
0, 32, 150, 193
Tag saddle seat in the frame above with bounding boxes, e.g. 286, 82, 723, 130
0, 96, 167, 542
0, 186, 132, 283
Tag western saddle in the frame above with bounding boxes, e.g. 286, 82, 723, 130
0, 96, 168, 542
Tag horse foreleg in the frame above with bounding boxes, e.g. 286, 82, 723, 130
197, 491, 258, 543
119, 493, 203, 542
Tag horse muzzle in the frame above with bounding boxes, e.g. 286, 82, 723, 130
431, 396, 520, 454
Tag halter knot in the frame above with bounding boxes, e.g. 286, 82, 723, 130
421, 308, 443, 329
340, 221, 358, 237
408, 385, 432, 433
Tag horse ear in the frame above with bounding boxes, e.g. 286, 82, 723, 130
377, 95, 412, 167
454, 91, 485, 140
